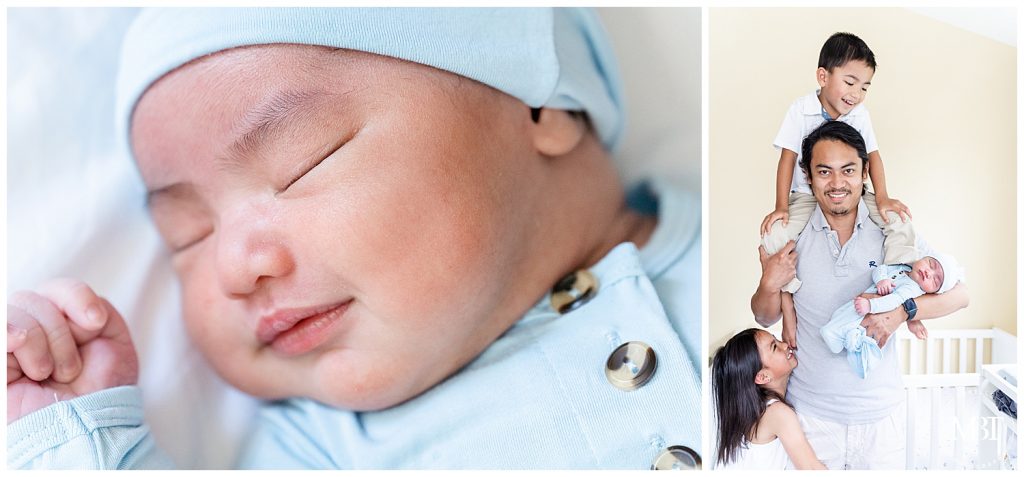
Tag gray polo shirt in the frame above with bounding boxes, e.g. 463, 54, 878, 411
787, 199, 927, 424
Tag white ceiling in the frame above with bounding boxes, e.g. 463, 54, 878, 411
908, 7, 1017, 47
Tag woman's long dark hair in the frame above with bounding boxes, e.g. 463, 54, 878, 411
712, 328, 789, 467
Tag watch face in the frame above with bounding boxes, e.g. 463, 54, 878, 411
903, 299, 917, 320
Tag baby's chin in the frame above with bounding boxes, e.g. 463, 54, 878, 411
223, 348, 443, 412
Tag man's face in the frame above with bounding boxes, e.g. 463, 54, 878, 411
817, 60, 874, 119
132, 45, 550, 411
805, 139, 867, 218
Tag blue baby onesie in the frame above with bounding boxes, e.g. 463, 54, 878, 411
820, 264, 924, 379
7, 179, 701, 469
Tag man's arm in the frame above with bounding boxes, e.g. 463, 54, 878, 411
751, 241, 798, 327
860, 283, 969, 347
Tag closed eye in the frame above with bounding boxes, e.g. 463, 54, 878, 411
281, 152, 330, 192
279, 131, 355, 193
173, 232, 211, 254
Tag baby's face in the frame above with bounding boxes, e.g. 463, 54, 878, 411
133, 45, 554, 410
910, 256, 945, 294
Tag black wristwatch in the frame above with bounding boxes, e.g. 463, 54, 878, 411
902, 298, 918, 321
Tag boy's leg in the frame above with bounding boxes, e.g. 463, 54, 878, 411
761, 192, 816, 293
863, 192, 918, 265
781, 292, 798, 349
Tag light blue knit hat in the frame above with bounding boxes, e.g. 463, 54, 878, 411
115, 7, 625, 157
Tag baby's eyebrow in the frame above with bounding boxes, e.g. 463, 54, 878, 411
222, 89, 328, 166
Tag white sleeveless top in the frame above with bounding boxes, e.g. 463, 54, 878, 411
716, 400, 793, 470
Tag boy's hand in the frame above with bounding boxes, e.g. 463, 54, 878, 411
907, 320, 929, 340
875, 196, 912, 224
854, 296, 871, 316
876, 279, 894, 296
760, 208, 790, 237
7, 279, 138, 424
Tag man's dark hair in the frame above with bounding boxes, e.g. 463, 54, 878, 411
818, 32, 876, 72
800, 120, 869, 179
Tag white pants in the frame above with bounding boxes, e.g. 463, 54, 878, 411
797, 401, 907, 470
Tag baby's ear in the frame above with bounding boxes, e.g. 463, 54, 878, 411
530, 108, 586, 157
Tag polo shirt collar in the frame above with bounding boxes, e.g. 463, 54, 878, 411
808, 197, 869, 232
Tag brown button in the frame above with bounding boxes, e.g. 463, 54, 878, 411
604, 341, 656, 391
550, 269, 598, 313
652, 446, 701, 470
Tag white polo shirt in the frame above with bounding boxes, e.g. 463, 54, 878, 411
773, 90, 879, 194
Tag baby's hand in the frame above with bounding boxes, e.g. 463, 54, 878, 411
875, 196, 912, 224
854, 296, 871, 316
7, 279, 138, 424
760, 207, 790, 237
907, 320, 929, 340
876, 279, 895, 296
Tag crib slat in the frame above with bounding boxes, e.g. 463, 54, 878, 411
974, 338, 984, 373
930, 387, 941, 468
926, 337, 935, 374
906, 386, 917, 468
958, 337, 968, 373
909, 337, 920, 374
942, 337, 952, 373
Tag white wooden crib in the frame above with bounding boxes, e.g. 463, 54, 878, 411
897, 327, 1017, 470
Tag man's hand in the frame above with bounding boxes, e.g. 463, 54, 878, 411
875, 196, 912, 224
761, 207, 790, 237
876, 278, 894, 296
859, 305, 907, 348
7, 279, 138, 424
758, 241, 798, 292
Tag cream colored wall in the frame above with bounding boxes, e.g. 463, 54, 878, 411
709, 8, 1017, 352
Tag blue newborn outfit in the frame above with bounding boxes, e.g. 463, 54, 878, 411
8, 8, 703, 469
820, 264, 923, 379
7, 180, 701, 469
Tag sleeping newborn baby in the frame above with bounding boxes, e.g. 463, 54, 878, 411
821, 252, 964, 378
7, 8, 702, 469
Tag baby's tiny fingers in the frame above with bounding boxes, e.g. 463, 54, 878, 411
6, 305, 55, 382
37, 278, 107, 332
8, 353, 25, 384
8, 293, 82, 383
7, 323, 27, 353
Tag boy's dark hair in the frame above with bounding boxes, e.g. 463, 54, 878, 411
819, 32, 876, 72
800, 120, 869, 181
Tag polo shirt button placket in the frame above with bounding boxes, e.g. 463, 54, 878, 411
605, 341, 657, 391
550, 269, 599, 314
651, 445, 701, 470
